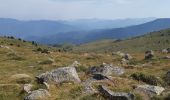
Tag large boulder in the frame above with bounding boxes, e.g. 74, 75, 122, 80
88, 64, 125, 76
98, 85, 135, 100
135, 85, 165, 97
145, 50, 154, 59
24, 89, 50, 100
36, 67, 81, 84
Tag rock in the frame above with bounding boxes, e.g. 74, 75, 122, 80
145, 50, 154, 59
135, 85, 165, 97
123, 54, 133, 60
24, 89, 50, 100
162, 48, 170, 53
83, 78, 97, 94
71, 61, 81, 67
36, 67, 81, 84
121, 58, 129, 66
23, 84, 33, 93
162, 49, 169, 53
116, 51, 125, 57
165, 71, 170, 85
112, 66, 125, 76
162, 56, 170, 59
88, 64, 125, 76
98, 85, 135, 100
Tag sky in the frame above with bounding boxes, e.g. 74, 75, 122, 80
0, 0, 170, 20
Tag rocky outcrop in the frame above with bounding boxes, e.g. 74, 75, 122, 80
98, 85, 135, 100
36, 67, 81, 84
88, 64, 125, 76
135, 85, 165, 97
24, 89, 50, 100
145, 50, 154, 59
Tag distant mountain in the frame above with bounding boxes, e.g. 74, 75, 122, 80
0, 18, 155, 39
0, 18, 76, 38
36, 18, 170, 44
63, 18, 156, 30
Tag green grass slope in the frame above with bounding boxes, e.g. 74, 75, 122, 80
73, 29, 170, 53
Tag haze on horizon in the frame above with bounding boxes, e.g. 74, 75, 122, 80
0, 0, 169, 20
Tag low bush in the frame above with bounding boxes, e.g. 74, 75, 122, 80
131, 72, 159, 85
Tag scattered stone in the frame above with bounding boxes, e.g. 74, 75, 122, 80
116, 51, 125, 57
36, 67, 81, 84
123, 54, 133, 60
83, 78, 97, 94
88, 64, 125, 76
71, 61, 81, 67
98, 85, 135, 100
162, 48, 170, 54
43, 82, 50, 90
135, 85, 165, 97
24, 89, 50, 100
23, 84, 33, 93
145, 50, 154, 59
162, 49, 169, 54
162, 56, 170, 59
121, 58, 129, 65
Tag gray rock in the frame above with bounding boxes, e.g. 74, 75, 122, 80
135, 85, 165, 97
98, 85, 135, 100
23, 84, 32, 93
162, 49, 169, 54
36, 67, 81, 84
145, 50, 154, 59
83, 78, 97, 94
88, 64, 125, 76
162, 56, 170, 59
24, 89, 50, 100
71, 61, 81, 67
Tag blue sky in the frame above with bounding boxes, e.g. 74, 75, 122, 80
0, 0, 169, 20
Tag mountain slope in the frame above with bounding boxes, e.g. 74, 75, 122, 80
0, 18, 155, 42
73, 28, 170, 53
36, 18, 170, 44
0, 18, 76, 38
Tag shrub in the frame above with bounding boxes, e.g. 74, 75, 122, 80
76, 65, 87, 72
131, 72, 159, 85
39, 59, 53, 65
41, 49, 50, 54
7, 53, 25, 61
69, 86, 83, 99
